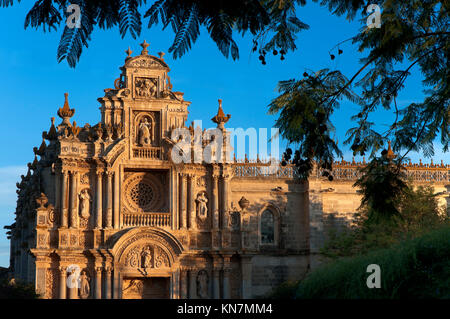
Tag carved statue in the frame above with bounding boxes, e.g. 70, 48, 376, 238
138, 118, 152, 146
197, 270, 209, 298
79, 189, 91, 219
78, 271, 90, 299
141, 246, 152, 268
196, 192, 208, 221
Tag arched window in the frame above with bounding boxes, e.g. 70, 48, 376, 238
260, 210, 275, 244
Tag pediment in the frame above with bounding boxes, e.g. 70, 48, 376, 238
125, 55, 169, 69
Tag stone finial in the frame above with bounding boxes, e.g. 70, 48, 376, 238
158, 51, 165, 59
140, 40, 150, 55
36, 193, 48, 209
36, 137, 46, 156
211, 99, 231, 129
71, 121, 81, 138
45, 117, 58, 141
57, 93, 75, 126
125, 47, 133, 58
386, 140, 396, 160
31, 154, 39, 170
238, 196, 250, 210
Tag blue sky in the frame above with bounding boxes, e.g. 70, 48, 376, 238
0, 2, 447, 267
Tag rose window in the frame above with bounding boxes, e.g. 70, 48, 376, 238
130, 181, 154, 210
123, 173, 165, 212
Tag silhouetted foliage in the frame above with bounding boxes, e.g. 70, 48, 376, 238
0, 279, 39, 299
1, 0, 309, 67
269, 0, 448, 178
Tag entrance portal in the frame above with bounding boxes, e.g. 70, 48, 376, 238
122, 277, 170, 299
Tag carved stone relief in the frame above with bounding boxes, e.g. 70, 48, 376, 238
135, 77, 157, 98
45, 268, 58, 299
124, 244, 170, 269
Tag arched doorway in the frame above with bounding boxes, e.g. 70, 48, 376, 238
109, 227, 184, 299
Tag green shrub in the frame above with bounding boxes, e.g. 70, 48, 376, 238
266, 280, 300, 299
295, 224, 450, 299
321, 185, 448, 258
0, 279, 39, 299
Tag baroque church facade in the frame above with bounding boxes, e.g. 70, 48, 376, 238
7, 42, 449, 299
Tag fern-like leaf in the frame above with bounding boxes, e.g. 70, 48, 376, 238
57, 1, 94, 68
168, 3, 200, 59
24, 0, 62, 32
207, 12, 239, 60
144, 0, 166, 27
0, 0, 18, 7
118, 0, 142, 39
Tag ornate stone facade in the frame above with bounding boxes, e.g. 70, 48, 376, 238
7, 42, 449, 299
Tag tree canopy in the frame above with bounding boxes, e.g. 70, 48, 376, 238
2, 0, 449, 220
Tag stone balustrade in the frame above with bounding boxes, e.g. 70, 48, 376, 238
232, 160, 450, 183
132, 146, 165, 160
122, 212, 171, 228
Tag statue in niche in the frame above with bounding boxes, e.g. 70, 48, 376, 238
138, 118, 152, 146
78, 271, 90, 299
79, 189, 91, 219
141, 246, 152, 268
196, 192, 208, 221
196, 270, 209, 298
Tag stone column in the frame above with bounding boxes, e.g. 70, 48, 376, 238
67, 268, 78, 299
188, 269, 196, 299
113, 170, 120, 229
212, 268, 221, 299
113, 269, 120, 299
59, 266, 67, 299
221, 174, 230, 229
179, 174, 187, 229
222, 255, 232, 299
118, 274, 123, 299
55, 169, 61, 224
308, 180, 324, 259
61, 170, 68, 228
106, 171, 113, 228
172, 269, 180, 299
212, 175, 219, 229
241, 256, 253, 298
105, 267, 112, 299
70, 171, 79, 228
180, 269, 188, 299
188, 174, 196, 229
223, 269, 231, 299
171, 170, 178, 230
95, 267, 102, 299
96, 171, 103, 229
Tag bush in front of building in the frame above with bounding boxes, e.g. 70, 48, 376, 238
294, 223, 450, 299
0, 277, 39, 299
